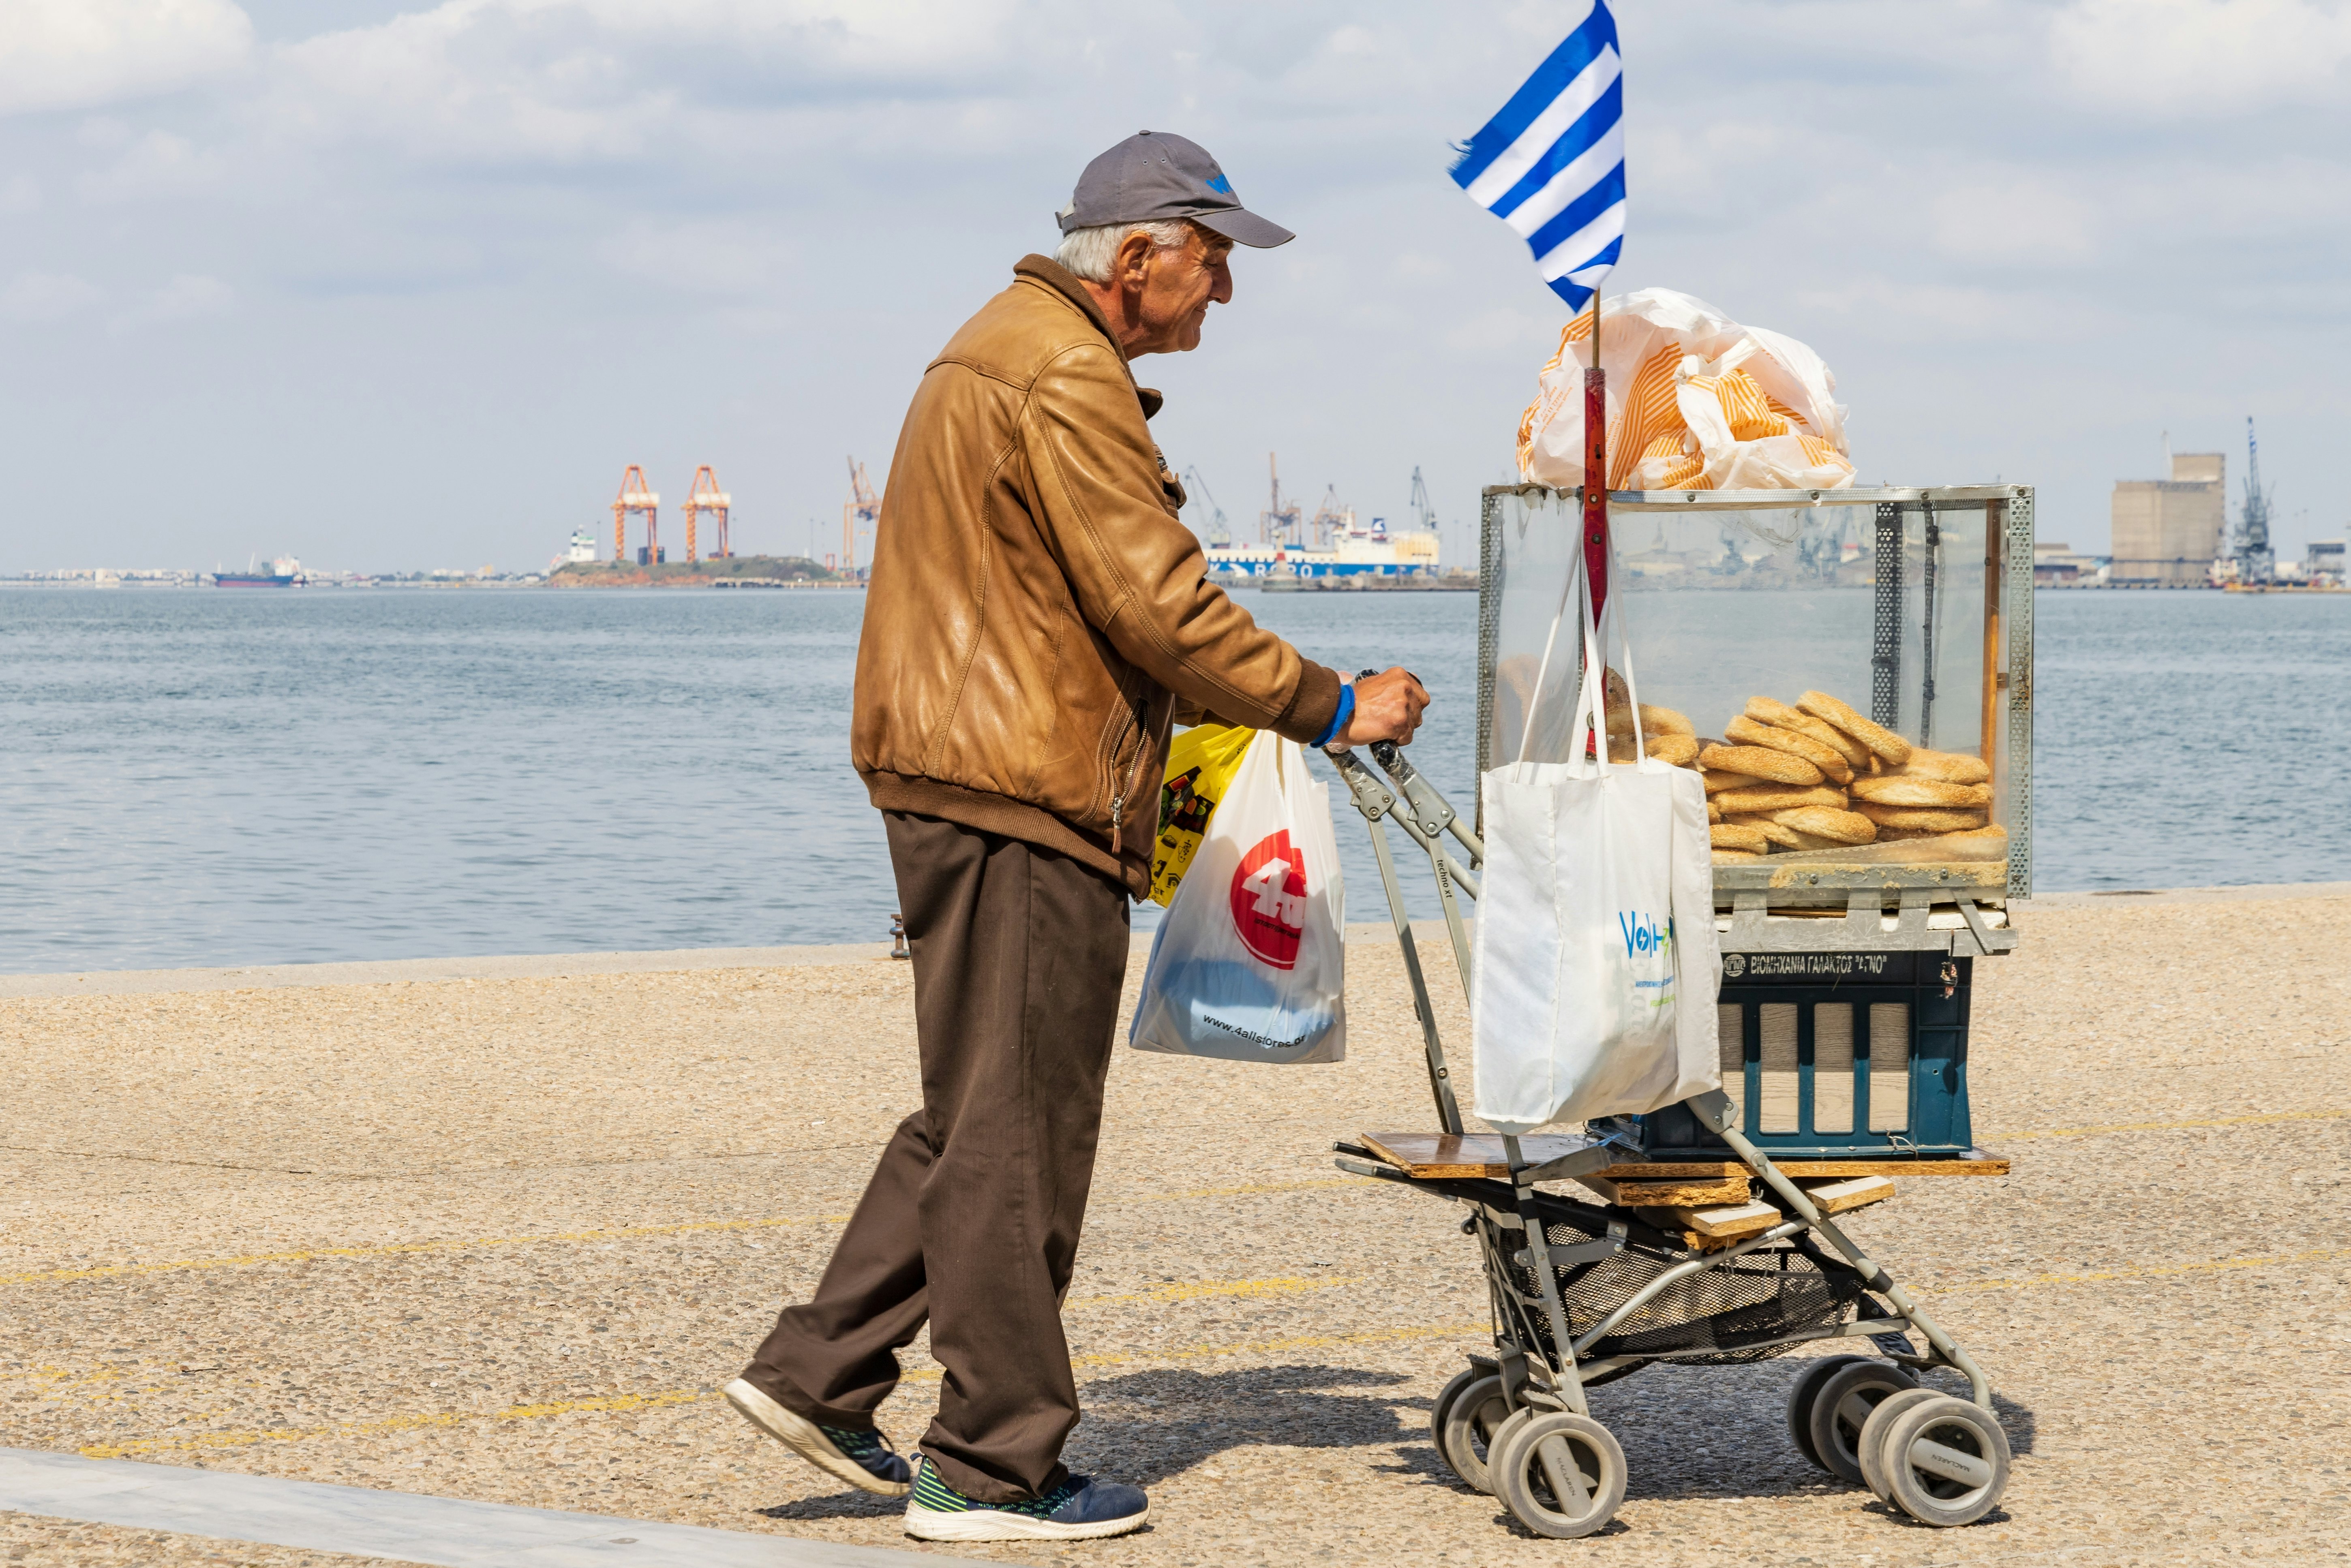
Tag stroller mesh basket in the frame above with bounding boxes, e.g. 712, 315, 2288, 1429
1512, 1213, 1866, 1366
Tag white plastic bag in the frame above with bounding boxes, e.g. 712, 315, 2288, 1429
1129, 730, 1347, 1064
1518, 287, 1853, 493
1471, 541, 1719, 1133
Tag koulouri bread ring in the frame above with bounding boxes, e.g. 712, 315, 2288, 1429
1711, 849, 1762, 863
1645, 732, 1701, 767
1895, 747, 1992, 784
1725, 715, 1853, 784
1721, 814, 1802, 848
1702, 769, 1765, 794
1611, 702, 1697, 737
1697, 744, 1824, 786
1708, 784, 1847, 815
1854, 803, 1990, 832
1850, 776, 1993, 808
1769, 806, 1878, 844
1745, 695, 1871, 769
1710, 823, 1771, 853
1797, 690, 1914, 766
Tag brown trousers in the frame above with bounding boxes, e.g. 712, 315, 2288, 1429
739, 811, 1131, 1504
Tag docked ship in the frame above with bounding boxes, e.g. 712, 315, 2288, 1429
1192, 459, 1443, 579
212, 555, 305, 587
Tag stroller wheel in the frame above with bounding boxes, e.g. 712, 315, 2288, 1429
1428, 1367, 1482, 1481
1492, 1411, 1627, 1540
1876, 1395, 2011, 1527
1808, 1360, 1918, 1486
1858, 1387, 1942, 1504
1784, 1354, 1869, 1471
1438, 1375, 1514, 1494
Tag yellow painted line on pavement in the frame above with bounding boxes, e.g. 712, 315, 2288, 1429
1133, 1177, 1368, 1203
1996, 1107, 2346, 1141
74, 1233, 2351, 1461
81, 1387, 713, 1461
79, 1315, 1479, 1460
9, 1177, 1373, 1290
1937, 1245, 2351, 1294
1062, 1275, 1361, 1311
890, 1319, 1484, 1386
2, 1213, 851, 1288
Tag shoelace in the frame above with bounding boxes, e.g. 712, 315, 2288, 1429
818, 1424, 892, 1463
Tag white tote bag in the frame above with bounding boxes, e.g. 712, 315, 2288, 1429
1129, 730, 1347, 1064
1471, 542, 1720, 1133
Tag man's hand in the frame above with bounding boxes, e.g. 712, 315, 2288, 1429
1339, 667, 1430, 747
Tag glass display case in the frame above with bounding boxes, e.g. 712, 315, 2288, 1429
1477, 484, 2034, 943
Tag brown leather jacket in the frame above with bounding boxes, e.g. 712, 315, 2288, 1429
852, 255, 1341, 896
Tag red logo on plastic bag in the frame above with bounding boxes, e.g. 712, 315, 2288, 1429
1230, 830, 1308, 969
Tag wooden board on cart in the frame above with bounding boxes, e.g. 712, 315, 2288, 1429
1642, 1174, 1899, 1252
1359, 1131, 2009, 1181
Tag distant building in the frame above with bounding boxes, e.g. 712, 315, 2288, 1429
2032, 541, 2105, 586
2111, 452, 2225, 586
566, 528, 597, 564
2311, 539, 2346, 584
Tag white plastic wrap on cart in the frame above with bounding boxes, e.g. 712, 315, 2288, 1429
1471, 541, 1720, 1133
1518, 288, 1853, 493
1129, 730, 1347, 1064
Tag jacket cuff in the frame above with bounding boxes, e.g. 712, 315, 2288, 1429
1272, 659, 1343, 745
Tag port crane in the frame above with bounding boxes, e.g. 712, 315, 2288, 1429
1181, 466, 1231, 546
1309, 483, 1357, 549
842, 459, 880, 578
613, 465, 659, 564
2235, 417, 2274, 584
1408, 466, 1441, 561
681, 467, 732, 562
1259, 453, 1302, 546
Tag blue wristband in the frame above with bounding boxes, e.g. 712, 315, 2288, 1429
1311, 683, 1356, 748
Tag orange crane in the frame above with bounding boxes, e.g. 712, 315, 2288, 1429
843, 458, 880, 578
682, 466, 732, 562
613, 466, 660, 563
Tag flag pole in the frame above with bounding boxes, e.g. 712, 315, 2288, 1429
1581, 288, 1608, 625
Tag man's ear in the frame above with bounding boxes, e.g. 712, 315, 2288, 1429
1115, 229, 1158, 289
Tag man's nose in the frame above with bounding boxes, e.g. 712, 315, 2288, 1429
1210, 262, 1233, 304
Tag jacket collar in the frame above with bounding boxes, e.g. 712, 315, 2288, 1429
1013, 254, 1164, 419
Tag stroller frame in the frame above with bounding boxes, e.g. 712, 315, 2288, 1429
1320, 738, 2013, 1536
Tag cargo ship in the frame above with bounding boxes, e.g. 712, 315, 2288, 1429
1193, 459, 1443, 579
212, 555, 305, 587
1205, 526, 1441, 579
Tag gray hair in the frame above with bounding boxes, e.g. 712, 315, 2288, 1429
1055, 219, 1193, 282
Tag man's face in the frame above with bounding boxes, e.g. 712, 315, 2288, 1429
1125, 225, 1235, 355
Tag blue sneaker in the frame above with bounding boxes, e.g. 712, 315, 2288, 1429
902, 1455, 1151, 1541
722, 1378, 911, 1496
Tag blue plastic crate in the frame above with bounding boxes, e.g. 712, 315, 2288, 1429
1594, 950, 1976, 1160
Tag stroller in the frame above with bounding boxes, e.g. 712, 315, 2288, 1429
1320, 735, 2013, 1538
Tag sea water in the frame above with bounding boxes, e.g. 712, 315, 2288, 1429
0, 586, 2345, 973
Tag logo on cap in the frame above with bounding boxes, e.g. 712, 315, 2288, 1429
1206, 173, 1233, 195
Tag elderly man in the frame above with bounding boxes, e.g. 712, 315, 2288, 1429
723, 132, 1428, 1544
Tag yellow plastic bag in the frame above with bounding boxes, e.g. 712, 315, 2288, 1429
1148, 722, 1255, 906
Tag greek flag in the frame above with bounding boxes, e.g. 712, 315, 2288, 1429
1450, 0, 1624, 311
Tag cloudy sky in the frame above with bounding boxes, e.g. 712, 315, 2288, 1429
3, 0, 2345, 573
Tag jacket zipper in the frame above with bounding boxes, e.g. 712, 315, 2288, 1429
1107, 689, 1173, 857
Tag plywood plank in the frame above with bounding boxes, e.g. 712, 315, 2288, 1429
1797, 1174, 1897, 1215
1360, 1134, 2008, 1182
1578, 1172, 1751, 1208
1358, 1132, 1601, 1179
1657, 1198, 1781, 1240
